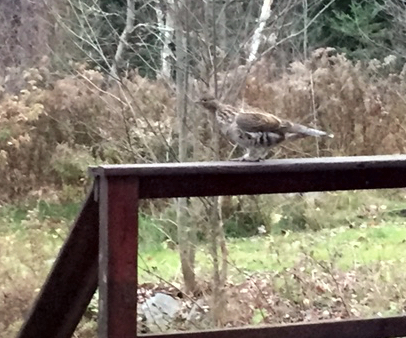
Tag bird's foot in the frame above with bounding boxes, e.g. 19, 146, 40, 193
230, 156, 262, 162
230, 156, 244, 161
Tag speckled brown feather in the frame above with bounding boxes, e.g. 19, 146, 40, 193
235, 112, 289, 134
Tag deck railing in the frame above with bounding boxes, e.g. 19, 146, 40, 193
17, 155, 406, 338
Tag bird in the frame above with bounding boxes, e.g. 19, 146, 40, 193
196, 93, 333, 161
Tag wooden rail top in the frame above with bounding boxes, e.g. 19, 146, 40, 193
90, 155, 406, 199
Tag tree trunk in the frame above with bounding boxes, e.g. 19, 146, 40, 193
110, 0, 135, 80
204, 0, 228, 326
248, 0, 273, 62
156, 0, 175, 80
174, 0, 197, 294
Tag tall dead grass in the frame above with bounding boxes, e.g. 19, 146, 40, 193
1, 49, 406, 201
245, 48, 406, 158
0, 65, 175, 201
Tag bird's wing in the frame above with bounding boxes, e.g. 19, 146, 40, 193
235, 112, 288, 133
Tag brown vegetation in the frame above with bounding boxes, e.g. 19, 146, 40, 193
1, 49, 406, 201
0, 65, 175, 201
2, 49, 406, 336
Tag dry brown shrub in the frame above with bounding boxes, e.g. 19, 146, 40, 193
0, 275, 37, 336
0, 224, 62, 337
245, 48, 406, 158
0, 64, 175, 201
3, 49, 406, 201
106, 71, 176, 162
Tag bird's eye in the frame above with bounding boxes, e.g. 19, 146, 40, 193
201, 98, 207, 102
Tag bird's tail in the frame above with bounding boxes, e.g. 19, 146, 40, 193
288, 123, 334, 138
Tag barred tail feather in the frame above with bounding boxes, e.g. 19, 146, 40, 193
290, 123, 334, 138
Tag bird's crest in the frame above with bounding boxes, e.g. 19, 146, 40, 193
198, 92, 216, 102
196, 92, 219, 112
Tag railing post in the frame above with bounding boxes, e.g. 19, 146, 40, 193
16, 188, 99, 338
98, 175, 139, 338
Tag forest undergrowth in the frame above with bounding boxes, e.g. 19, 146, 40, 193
2, 189, 406, 336
2, 49, 406, 336
1, 49, 406, 201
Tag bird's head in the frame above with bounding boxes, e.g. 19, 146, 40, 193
195, 93, 219, 113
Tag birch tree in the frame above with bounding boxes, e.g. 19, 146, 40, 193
248, 0, 273, 63
110, 0, 135, 79
155, 0, 175, 80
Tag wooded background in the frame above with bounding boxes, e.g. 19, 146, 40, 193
2, 1, 406, 336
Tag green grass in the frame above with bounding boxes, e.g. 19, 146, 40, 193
0, 200, 80, 233
2, 190, 406, 284
2, 190, 406, 336
138, 223, 406, 282
137, 189, 406, 282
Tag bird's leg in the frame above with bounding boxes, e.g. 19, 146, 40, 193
258, 148, 270, 161
231, 148, 262, 162
230, 156, 247, 162
230, 153, 249, 161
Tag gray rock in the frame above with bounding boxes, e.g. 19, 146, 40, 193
140, 293, 181, 329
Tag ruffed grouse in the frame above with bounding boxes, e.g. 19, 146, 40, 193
197, 94, 333, 161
